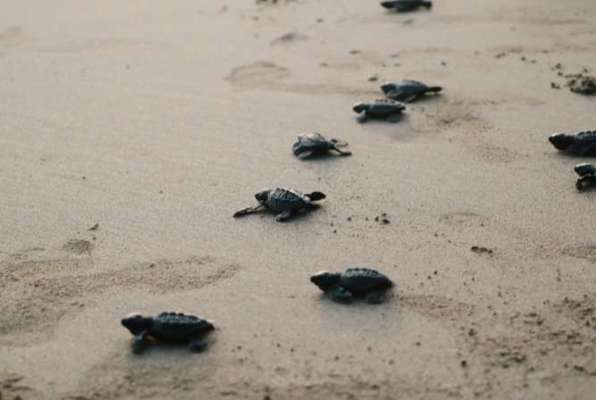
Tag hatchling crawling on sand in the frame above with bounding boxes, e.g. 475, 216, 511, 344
381, 0, 432, 12
311, 268, 394, 304
381, 80, 442, 103
121, 312, 214, 354
575, 163, 596, 191
548, 131, 596, 156
234, 188, 326, 222
353, 99, 405, 122
293, 133, 351, 159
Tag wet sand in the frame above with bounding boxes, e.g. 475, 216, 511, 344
1, 0, 596, 399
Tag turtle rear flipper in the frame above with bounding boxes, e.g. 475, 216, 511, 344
427, 85, 442, 93
306, 191, 326, 201
386, 113, 403, 123
365, 289, 390, 304
275, 210, 294, 222
233, 205, 265, 218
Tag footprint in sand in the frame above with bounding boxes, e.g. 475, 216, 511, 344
270, 31, 308, 46
63, 239, 93, 256
226, 61, 290, 89
563, 245, 596, 263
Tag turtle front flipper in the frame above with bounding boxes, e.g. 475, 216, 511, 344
330, 141, 352, 156
275, 210, 294, 222
577, 176, 596, 191
297, 150, 315, 159
132, 331, 149, 354
328, 286, 353, 303
188, 337, 209, 352
233, 205, 265, 218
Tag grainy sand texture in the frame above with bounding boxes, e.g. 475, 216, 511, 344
1, 0, 596, 399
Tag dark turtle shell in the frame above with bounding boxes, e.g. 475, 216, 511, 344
293, 133, 335, 156
355, 99, 405, 117
381, 80, 442, 102
339, 268, 393, 295
549, 131, 596, 156
381, 0, 432, 11
263, 188, 311, 213
151, 312, 214, 341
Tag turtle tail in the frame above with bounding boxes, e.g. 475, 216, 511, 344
307, 191, 326, 201
428, 86, 442, 93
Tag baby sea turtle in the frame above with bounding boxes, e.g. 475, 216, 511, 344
381, 80, 442, 103
353, 99, 405, 123
310, 268, 394, 304
293, 133, 351, 159
575, 163, 596, 191
233, 188, 326, 222
548, 131, 596, 156
381, 0, 432, 12
121, 312, 215, 354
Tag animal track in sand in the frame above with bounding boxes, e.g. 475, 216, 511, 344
563, 245, 596, 263
63, 239, 94, 256
39, 37, 160, 54
439, 211, 487, 227
66, 357, 216, 400
270, 31, 308, 46
226, 60, 377, 96
471, 143, 524, 164
0, 254, 241, 343
400, 294, 476, 320
226, 61, 291, 89
0, 372, 36, 399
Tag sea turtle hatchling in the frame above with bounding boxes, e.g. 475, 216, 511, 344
121, 312, 215, 354
293, 133, 351, 159
310, 268, 394, 304
548, 131, 596, 156
353, 99, 406, 122
233, 188, 326, 222
381, 0, 432, 12
574, 163, 596, 191
381, 80, 442, 103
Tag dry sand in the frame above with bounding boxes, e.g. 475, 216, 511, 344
1, 0, 596, 399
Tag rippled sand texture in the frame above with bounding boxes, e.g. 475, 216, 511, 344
1, 0, 596, 399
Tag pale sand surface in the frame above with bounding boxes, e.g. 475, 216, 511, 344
1, 0, 596, 398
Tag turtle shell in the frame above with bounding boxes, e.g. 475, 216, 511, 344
381, 0, 431, 11
365, 99, 405, 117
569, 131, 596, 156
339, 268, 393, 295
151, 312, 214, 341
382, 80, 433, 102
264, 188, 310, 212
293, 133, 334, 157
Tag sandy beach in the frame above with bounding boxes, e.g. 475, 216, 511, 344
1, 0, 596, 398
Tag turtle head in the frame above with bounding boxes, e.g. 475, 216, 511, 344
549, 133, 574, 150
254, 190, 270, 203
380, 82, 397, 94
310, 271, 341, 291
575, 163, 596, 177
121, 313, 153, 335
353, 102, 368, 114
